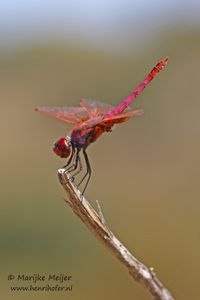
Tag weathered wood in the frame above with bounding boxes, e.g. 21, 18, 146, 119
58, 168, 174, 300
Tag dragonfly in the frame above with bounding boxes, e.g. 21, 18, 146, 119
35, 57, 168, 194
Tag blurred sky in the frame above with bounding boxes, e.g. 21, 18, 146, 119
0, 0, 200, 53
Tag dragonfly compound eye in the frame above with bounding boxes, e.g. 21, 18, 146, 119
53, 137, 71, 158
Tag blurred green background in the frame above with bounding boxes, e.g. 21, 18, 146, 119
1, 1, 200, 299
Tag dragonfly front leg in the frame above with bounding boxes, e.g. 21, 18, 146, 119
66, 149, 80, 173
63, 145, 75, 170
62, 148, 79, 183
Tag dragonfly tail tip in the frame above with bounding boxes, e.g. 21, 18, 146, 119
162, 56, 169, 64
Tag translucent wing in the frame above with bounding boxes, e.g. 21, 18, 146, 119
35, 106, 90, 124
99, 109, 143, 126
79, 108, 143, 129
80, 99, 114, 117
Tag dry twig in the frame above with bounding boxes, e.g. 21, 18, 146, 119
58, 168, 174, 300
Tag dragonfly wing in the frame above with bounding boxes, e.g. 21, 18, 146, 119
73, 115, 103, 130
35, 106, 90, 124
80, 99, 114, 117
81, 109, 143, 129
97, 109, 143, 127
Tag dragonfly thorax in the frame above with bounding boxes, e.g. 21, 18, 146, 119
53, 136, 71, 158
70, 125, 109, 149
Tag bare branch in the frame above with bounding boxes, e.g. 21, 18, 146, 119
58, 168, 175, 300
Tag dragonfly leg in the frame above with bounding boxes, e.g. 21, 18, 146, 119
63, 145, 75, 170
66, 148, 80, 174
65, 147, 81, 173
63, 148, 80, 183
71, 154, 82, 177
77, 148, 91, 195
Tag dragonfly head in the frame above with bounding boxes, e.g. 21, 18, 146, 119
53, 136, 71, 158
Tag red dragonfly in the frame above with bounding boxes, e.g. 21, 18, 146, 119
35, 57, 168, 194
